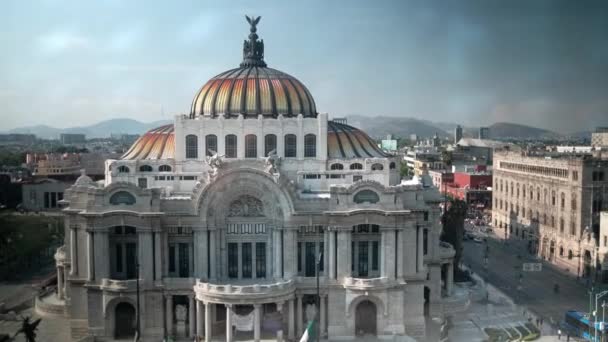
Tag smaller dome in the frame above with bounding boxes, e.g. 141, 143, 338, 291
75, 169, 94, 186
327, 121, 390, 159
121, 124, 175, 160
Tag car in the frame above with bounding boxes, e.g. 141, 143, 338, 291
473, 237, 483, 243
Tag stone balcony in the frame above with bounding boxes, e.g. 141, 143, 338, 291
161, 277, 196, 289
342, 276, 403, 290
99, 278, 139, 292
194, 279, 295, 304
439, 241, 456, 259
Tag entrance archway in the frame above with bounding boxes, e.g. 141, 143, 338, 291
114, 302, 136, 339
355, 300, 377, 336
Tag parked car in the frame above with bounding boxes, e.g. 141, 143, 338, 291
473, 237, 483, 243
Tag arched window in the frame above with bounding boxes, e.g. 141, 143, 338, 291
516, 183, 519, 198
284, 134, 297, 158
225, 134, 237, 158
205, 135, 217, 157
264, 134, 277, 157
571, 194, 577, 210
529, 186, 533, 200
185, 135, 198, 159
304, 134, 316, 158
139, 165, 152, 172
510, 182, 513, 196
354, 190, 380, 204
118, 165, 130, 173
570, 221, 576, 235
559, 246, 564, 257
245, 134, 257, 158
110, 191, 136, 205
500, 180, 503, 192
559, 218, 564, 232
350, 163, 363, 170
389, 162, 396, 169
330, 163, 344, 170
158, 165, 172, 172
543, 189, 548, 203
551, 190, 556, 206
560, 192, 565, 209
568, 250, 573, 260
371, 163, 384, 171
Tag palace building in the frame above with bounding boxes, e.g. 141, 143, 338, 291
50, 17, 457, 341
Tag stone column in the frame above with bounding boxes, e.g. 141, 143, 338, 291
284, 229, 297, 278
56, 266, 64, 299
397, 227, 405, 278
320, 295, 326, 337
447, 262, 454, 296
288, 298, 295, 340
328, 229, 336, 280
154, 231, 162, 281
253, 304, 261, 342
94, 231, 110, 280
205, 302, 212, 342
209, 230, 217, 280
273, 229, 283, 279
225, 304, 233, 342
196, 300, 204, 338
138, 231, 154, 284
166, 295, 173, 337
337, 229, 352, 279
87, 231, 94, 281
296, 295, 303, 335
189, 296, 196, 338
417, 226, 424, 272
69, 226, 77, 276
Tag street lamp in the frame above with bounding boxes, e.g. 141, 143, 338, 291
594, 290, 608, 342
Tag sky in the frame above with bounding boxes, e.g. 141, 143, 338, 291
1, 0, 607, 133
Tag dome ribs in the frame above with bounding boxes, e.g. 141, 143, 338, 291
260, 67, 277, 116
224, 67, 247, 116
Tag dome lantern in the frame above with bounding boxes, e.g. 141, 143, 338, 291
240, 15, 267, 68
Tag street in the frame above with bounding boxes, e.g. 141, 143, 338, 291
462, 232, 590, 326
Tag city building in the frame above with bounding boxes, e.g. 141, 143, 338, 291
454, 125, 463, 144
0, 133, 36, 146
478, 127, 490, 139
492, 150, 608, 281
27, 152, 119, 178
592, 127, 608, 148
403, 146, 445, 176
60, 133, 86, 145
456, 138, 519, 164
50, 18, 457, 342
21, 178, 71, 211
443, 171, 493, 208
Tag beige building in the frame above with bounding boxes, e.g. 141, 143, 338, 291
492, 150, 608, 281
592, 127, 608, 148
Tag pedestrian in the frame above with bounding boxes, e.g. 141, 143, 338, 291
557, 328, 561, 340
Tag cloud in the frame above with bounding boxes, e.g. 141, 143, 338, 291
37, 31, 91, 54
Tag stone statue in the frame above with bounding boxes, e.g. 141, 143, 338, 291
264, 149, 281, 174
305, 303, 317, 322
205, 149, 224, 177
13, 316, 42, 342
228, 195, 264, 217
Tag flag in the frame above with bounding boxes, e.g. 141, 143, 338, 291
299, 320, 317, 342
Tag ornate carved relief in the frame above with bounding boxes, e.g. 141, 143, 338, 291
228, 195, 264, 217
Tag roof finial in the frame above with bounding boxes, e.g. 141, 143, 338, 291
241, 15, 267, 67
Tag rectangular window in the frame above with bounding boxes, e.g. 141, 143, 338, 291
297, 242, 302, 273
319, 242, 324, 272
58, 192, 63, 201
115, 244, 123, 273
125, 243, 137, 279
372, 241, 379, 271
228, 243, 238, 278
423, 229, 428, 255
245, 135, 257, 158
358, 241, 369, 277
256, 242, 266, 278
305, 242, 316, 277
604, 236, 607, 247
206, 135, 217, 157
242, 242, 252, 278
44, 192, 50, 208
178, 243, 189, 278
169, 244, 176, 273
353, 175, 363, 182
284, 134, 297, 158
225, 135, 237, 158
50, 192, 57, 208
573, 171, 578, 181
138, 178, 147, 189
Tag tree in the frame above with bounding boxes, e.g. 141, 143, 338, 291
440, 199, 468, 269
399, 161, 412, 179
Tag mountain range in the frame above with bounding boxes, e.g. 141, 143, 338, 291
3, 116, 571, 141
3, 118, 171, 139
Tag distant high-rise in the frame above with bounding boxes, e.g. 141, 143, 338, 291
454, 125, 463, 143
592, 127, 608, 147
479, 127, 490, 139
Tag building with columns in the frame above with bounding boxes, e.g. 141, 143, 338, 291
49, 17, 457, 341
492, 150, 608, 281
